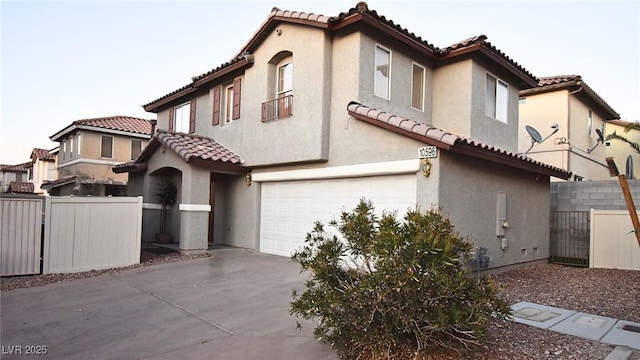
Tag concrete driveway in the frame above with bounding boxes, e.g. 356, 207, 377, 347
1, 247, 338, 360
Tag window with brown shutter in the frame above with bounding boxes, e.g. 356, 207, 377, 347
232, 77, 241, 120
212, 87, 221, 125
168, 108, 175, 131
189, 99, 196, 133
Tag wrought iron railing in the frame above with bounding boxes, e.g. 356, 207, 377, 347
261, 94, 293, 122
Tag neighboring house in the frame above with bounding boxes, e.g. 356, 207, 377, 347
0, 162, 31, 193
47, 116, 153, 196
605, 119, 640, 179
115, 2, 570, 270
29, 147, 59, 194
519, 75, 619, 181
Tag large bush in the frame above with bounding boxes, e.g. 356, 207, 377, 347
290, 199, 511, 359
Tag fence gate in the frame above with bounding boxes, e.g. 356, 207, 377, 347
550, 211, 590, 267
0, 197, 43, 276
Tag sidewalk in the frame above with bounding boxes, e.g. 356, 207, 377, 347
511, 302, 640, 358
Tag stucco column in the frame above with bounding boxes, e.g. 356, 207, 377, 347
178, 168, 210, 255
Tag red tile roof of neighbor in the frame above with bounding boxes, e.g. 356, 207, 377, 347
521, 75, 619, 120
143, 1, 537, 112
6, 182, 34, 194
31, 148, 57, 161
72, 116, 153, 135
0, 162, 30, 172
113, 130, 248, 175
608, 119, 638, 127
346, 101, 572, 180
50, 116, 153, 141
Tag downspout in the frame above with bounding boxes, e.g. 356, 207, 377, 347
567, 86, 583, 179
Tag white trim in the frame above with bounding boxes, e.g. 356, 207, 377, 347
252, 159, 420, 182
374, 43, 392, 100
142, 203, 165, 210
57, 157, 122, 168
411, 62, 425, 111
179, 204, 211, 212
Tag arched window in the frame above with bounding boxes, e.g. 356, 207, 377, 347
626, 155, 634, 179
262, 51, 293, 121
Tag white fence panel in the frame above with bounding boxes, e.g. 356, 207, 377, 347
590, 209, 640, 270
44, 196, 142, 274
0, 198, 43, 276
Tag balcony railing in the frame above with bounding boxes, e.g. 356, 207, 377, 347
261, 94, 293, 122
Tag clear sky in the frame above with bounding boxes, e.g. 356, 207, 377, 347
1, 0, 638, 165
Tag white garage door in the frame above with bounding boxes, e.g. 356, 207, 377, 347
259, 174, 417, 257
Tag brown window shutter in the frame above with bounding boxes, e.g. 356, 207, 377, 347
232, 77, 241, 120
189, 99, 196, 133
212, 87, 221, 125
168, 107, 174, 131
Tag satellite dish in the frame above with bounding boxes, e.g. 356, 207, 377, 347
595, 128, 604, 143
526, 125, 543, 144
588, 129, 606, 153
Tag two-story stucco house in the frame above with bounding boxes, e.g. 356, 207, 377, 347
28, 147, 58, 194
605, 119, 640, 179
47, 116, 153, 196
519, 75, 619, 181
115, 2, 569, 270
0, 162, 31, 193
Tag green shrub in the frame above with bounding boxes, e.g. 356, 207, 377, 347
290, 199, 511, 359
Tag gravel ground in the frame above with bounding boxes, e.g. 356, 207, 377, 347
2, 255, 639, 359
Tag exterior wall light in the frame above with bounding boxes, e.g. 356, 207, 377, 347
422, 159, 431, 177
245, 172, 252, 186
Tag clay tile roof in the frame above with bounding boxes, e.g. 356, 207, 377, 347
607, 119, 637, 127
113, 130, 248, 174
0, 162, 31, 172
155, 131, 244, 164
522, 74, 619, 119
441, 35, 488, 52
73, 116, 152, 135
6, 182, 34, 194
346, 101, 571, 179
31, 148, 57, 161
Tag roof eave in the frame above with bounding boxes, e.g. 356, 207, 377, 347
331, 12, 439, 60
192, 56, 255, 88
50, 124, 78, 141
143, 87, 198, 113
451, 142, 571, 180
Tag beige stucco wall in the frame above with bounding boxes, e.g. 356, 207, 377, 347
519, 90, 609, 180
56, 130, 148, 184
606, 121, 640, 179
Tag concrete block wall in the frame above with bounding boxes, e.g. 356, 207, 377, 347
551, 179, 640, 212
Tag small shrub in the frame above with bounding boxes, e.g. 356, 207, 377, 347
290, 199, 511, 359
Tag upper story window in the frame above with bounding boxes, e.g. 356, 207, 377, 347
374, 44, 391, 99
262, 52, 293, 122
212, 78, 241, 126
69, 137, 74, 159
411, 63, 425, 111
76, 134, 81, 156
588, 109, 593, 135
62, 140, 66, 161
131, 139, 142, 160
172, 102, 191, 133
101, 135, 113, 158
486, 73, 508, 123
